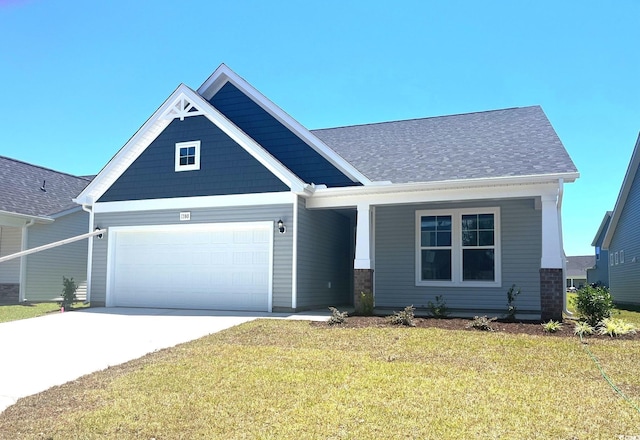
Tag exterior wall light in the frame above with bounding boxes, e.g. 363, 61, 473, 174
277, 219, 286, 234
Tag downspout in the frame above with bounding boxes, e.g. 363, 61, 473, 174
19, 220, 35, 302
81, 204, 94, 304
557, 179, 572, 316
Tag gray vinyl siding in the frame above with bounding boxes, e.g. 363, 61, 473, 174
0, 226, 22, 284
91, 204, 293, 309
587, 215, 610, 287
23, 210, 89, 301
296, 198, 352, 310
609, 168, 640, 305
374, 198, 542, 315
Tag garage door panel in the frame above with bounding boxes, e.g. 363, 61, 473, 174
110, 223, 272, 311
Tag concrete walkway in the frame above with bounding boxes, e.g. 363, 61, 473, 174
0, 307, 329, 413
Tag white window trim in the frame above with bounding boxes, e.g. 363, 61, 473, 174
615, 251, 619, 265
415, 207, 501, 288
620, 250, 624, 264
175, 140, 201, 172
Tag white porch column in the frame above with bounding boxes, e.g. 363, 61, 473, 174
354, 203, 371, 269
540, 194, 564, 269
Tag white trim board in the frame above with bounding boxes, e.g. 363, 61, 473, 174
306, 180, 563, 209
197, 64, 371, 186
93, 192, 297, 213
75, 84, 308, 206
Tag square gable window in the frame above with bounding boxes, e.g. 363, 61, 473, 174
175, 141, 201, 172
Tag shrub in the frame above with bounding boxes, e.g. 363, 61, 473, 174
427, 295, 450, 318
597, 318, 637, 337
541, 320, 563, 333
573, 285, 614, 326
328, 307, 348, 326
505, 284, 521, 321
358, 291, 374, 316
388, 306, 416, 327
468, 315, 497, 331
573, 321, 595, 337
60, 276, 78, 311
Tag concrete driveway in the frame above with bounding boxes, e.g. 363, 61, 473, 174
0, 307, 329, 413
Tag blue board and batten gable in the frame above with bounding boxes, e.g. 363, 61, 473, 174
99, 115, 289, 202
209, 82, 360, 188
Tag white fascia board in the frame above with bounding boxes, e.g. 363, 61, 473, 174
305, 174, 571, 209
590, 211, 612, 247
74, 85, 189, 206
0, 210, 53, 226
602, 133, 640, 249
198, 64, 371, 185
188, 90, 307, 193
75, 83, 308, 206
93, 192, 297, 214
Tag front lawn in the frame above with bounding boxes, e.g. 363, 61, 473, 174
0, 302, 88, 323
0, 319, 639, 439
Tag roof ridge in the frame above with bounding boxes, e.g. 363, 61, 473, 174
311, 105, 540, 132
0, 155, 92, 182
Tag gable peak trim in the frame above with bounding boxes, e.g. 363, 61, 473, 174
160, 93, 206, 121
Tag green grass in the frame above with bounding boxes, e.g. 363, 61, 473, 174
0, 319, 638, 439
0, 302, 88, 323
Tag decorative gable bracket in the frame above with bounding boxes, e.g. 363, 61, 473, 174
160, 94, 205, 121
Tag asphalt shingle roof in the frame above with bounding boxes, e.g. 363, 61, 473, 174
312, 106, 577, 184
566, 255, 596, 278
0, 156, 91, 218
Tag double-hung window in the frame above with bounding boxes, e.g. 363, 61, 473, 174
416, 208, 501, 287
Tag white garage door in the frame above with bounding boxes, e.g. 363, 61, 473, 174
108, 222, 272, 311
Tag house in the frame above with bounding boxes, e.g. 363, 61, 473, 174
0, 156, 91, 303
566, 255, 596, 290
602, 134, 640, 306
74, 64, 579, 320
586, 211, 611, 287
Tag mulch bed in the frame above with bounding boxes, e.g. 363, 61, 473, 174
311, 315, 640, 340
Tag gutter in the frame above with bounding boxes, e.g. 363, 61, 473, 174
81, 204, 94, 304
557, 179, 573, 317
308, 172, 580, 199
18, 220, 35, 302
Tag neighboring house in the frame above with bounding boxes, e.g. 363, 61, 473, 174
586, 211, 611, 287
0, 156, 91, 303
74, 64, 579, 320
602, 134, 640, 306
566, 255, 596, 290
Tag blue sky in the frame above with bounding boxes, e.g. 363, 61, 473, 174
1, 0, 638, 256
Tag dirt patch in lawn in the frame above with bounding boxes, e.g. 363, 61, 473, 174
312, 315, 640, 340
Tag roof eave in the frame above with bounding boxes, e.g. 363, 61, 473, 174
197, 64, 372, 185
0, 210, 54, 225
590, 211, 613, 247
75, 83, 308, 205
308, 172, 579, 199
